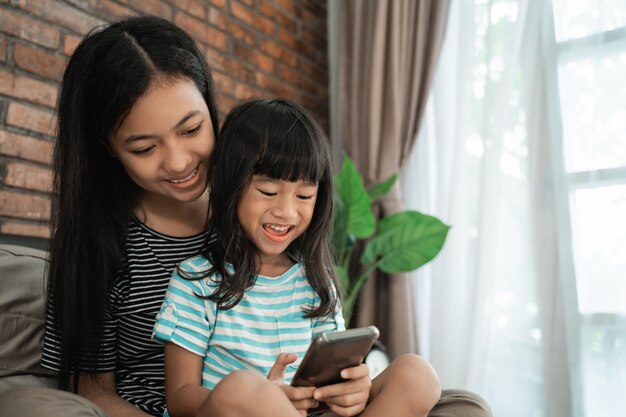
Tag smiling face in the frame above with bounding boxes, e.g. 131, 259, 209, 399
109, 78, 215, 211
237, 175, 319, 270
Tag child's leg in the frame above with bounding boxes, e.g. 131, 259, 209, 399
196, 370, 303, 417
361, 354, 441, 417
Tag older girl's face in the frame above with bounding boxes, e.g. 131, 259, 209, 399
109, 78, 214, 207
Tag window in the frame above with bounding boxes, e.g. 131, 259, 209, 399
547, 0, 626, 415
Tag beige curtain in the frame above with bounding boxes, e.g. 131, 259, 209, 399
334, 0, 449, 357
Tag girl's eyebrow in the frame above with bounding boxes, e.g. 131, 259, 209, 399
123, 110, 202, 144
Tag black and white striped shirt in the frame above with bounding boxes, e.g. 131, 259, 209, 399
42, 217, 209, 416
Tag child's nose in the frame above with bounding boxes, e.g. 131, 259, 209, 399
271, 197, 297, 220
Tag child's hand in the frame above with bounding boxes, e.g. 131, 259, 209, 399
313, 363, 371, 417
267, 353, 317, 416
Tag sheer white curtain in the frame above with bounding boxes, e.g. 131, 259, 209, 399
403, 1, 626, 417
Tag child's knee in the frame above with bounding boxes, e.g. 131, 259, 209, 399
389, 354, 441, 409
204, 370, 283, 413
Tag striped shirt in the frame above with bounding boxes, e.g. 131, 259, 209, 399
152, 255, 345, 390
42, 217, 209, 416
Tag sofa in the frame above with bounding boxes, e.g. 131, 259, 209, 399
0, 244, 57, 392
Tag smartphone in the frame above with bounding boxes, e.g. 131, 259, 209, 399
291, 326, 380, 415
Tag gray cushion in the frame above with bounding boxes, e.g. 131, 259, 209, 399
0, 245, 56, 377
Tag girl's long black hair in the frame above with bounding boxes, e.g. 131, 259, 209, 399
195, 98, 338, 318
47, 15, 219, 392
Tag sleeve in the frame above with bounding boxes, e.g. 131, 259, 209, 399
152, 260, 216, 358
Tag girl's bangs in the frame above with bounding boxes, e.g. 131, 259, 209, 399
253, 117, 327, 184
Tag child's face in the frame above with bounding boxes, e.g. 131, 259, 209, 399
237, 175, 318, 266
109, 78, 214, 208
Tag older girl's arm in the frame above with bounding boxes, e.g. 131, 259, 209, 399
77, 372, 151, 417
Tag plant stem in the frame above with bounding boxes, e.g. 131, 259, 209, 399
343, 259, 382, 326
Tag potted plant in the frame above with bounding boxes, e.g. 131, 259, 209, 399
332, 155, 450, 326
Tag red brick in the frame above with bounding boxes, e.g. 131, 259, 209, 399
0, 221, 51, 239
280, 29, 316, 57
175, 12, 229, 51
278, 28, 298, 50
0, 8, 60, 49
14, 43, 67, 81
300, 59, 326, 83
301, 0, 325, 15
208, 7, 228, 31
0, 35, 6, 63
15, 0, 104, 35
97, 0, 135, 19
170, 0, 206, 19
63, 34, 81, 56
276, 0, 298, 17
207, 0, 225, 8
294, 6, 317, 29
277, 65, 299, 85
318, 85, 328, 102
0, 130, 53, 164
212, 72, 234, 95
259, 1, 297, 32
237, 0, 255, 7
233, 83, 261, 101
299, 95, 326, 122
205, 47, 256, 84
204, 46, 228, 73
226, 19, 256, 46
302, 26, 326, 50
4, 162, 52, 193
0, 69, 58, 108
231, 2, 276, 36
233, 43, 274, 73
317, 48, 328, 66
117, 0, 173, 20
217, 95, 237, 115
6, 102, 56, 137
297, 75, 318, 96
259, 39, 298, 68
0, 190, 51, 221
255, 73, 296, 99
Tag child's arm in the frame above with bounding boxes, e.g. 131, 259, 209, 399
164, 342, 212, 417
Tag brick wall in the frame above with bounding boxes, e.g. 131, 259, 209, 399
0, 0, 329, 241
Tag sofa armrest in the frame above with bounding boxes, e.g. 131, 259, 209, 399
0, 245, 56, 378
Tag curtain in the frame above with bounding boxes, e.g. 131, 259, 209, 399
403, 1, 560, 414
402, 1, 626, 416
331, 0, 449, 358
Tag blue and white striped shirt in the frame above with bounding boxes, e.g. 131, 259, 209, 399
152, 255, 344, 389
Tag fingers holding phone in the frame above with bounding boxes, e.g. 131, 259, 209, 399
267, 352, 298, 382
313, 363, 371, 417
268, 352, 317, 414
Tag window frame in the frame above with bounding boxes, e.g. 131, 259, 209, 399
542, 2, 626, 416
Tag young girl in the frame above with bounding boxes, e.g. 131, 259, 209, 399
153, 99, 441, 417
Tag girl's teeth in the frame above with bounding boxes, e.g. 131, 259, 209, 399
268, 224, 289, 231
169, 168, 197, 183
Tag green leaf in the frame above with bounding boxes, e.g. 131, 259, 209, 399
367, 174, 397, 200
334, 155, 375, 239
360, 211, 450, 273
334, 264, 350, 301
